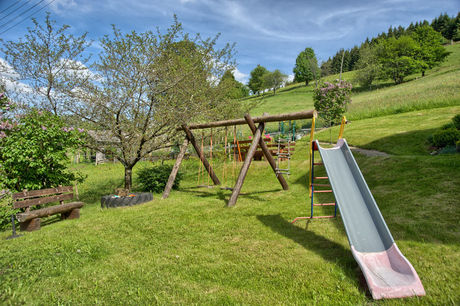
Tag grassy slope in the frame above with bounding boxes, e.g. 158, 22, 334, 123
1, 45, 459, 304
248, 43, 460, 121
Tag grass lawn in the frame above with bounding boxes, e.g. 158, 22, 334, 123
1, 106, 459, 304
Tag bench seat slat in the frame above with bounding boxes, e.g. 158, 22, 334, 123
13, 193, 74, 209
12, 186, 73, 200
16, 202, 84, 222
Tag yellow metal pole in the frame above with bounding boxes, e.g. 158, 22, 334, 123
309, 115, 316, 198
338, 116, 347, 139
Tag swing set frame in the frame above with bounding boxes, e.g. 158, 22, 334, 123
162, 110, 317, 207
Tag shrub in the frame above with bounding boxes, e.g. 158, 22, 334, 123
452, 114, 460, 130
137, 164, 183, 193
430, 128, 460, 147
441, 122, 455, 130
0, 109, 85, 191
313, 80, 352, 126
0, 190, 18, 231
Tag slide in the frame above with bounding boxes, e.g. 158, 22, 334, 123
315, 139, 425, 299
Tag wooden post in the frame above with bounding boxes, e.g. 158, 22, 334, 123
227, 114, 263, 207
182, 125, 220, 186
162, 137, 189, 199
246, 114, 289, 191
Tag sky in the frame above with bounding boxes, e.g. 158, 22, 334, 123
0, 0, 459, 84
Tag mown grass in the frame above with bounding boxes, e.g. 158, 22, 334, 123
1, 105, 459, 304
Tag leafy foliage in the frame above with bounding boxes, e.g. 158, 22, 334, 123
293, 47, 318, 86
428, 114, 460, 148
0, 108, 85, 191
429, 128, 460, 147
375, 35, 423, 84
263, 69, 286, 94
137, 164, 183, 193
219, 70, 249, 99
248, 65, 269, 95
0, 13, 90, 115
452, 114, 460, 130
353, 46, 380, 87
313, 80, 352, 126
66, 18, 244, 190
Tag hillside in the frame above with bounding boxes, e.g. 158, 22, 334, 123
247, 43, 460, 120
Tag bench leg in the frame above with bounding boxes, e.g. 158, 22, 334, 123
61, 208, 80, 220
20, 218, 41, 231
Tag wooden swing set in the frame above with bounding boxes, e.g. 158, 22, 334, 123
162, 109, 317, 207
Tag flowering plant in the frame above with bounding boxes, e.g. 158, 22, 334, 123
313, 80, 352, 127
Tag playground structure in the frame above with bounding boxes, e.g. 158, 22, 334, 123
294, 116, 425, 299
162, 110, 317, 207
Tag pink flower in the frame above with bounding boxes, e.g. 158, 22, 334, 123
41, 125, 47, 131
78, 128, 85, 133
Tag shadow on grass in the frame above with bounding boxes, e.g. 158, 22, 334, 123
179, 187, 283, 205
351, 82, 394, 94
256, 214, 370, 296
362, 128, 437, 156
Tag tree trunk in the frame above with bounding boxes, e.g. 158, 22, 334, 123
422, 70, 425, 77
305, 80, 309, 86
124, 166, 133, 191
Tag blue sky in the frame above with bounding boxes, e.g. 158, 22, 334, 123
0, 0, 459, 84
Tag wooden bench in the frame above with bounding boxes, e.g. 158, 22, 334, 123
12, 186, 84, 231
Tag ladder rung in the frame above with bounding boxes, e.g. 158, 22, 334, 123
312, 183, 330, 187
313, 190, 332, 193
313, 176, 328, 179
313, 203, 336, 206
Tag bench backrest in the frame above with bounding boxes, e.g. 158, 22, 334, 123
13, 186, 74, 210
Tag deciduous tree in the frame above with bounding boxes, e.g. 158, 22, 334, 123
67, 20, 244, 190
293, 47, 318, 86
248, 64, 268, 95
0, 13, 90, 115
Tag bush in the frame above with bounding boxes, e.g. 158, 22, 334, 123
0, 191, 18, 231
452, 114, 460, 130
430, 128, 460, 147
137, 164, 183, 193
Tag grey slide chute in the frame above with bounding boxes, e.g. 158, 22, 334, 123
315, 139, 425, 299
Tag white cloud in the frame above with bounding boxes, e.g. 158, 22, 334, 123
286, 74, 294, 83
232, 67, 248, 84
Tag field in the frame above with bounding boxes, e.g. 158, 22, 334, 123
0, 44, 459, 304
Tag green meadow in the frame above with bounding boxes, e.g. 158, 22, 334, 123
1, 44, 459, 304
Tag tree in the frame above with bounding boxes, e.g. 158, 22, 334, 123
67, 20, 244, 190
431, 12, 458, 44
219, 70, 249, 99
411, 25, 450, 76
293, 47, 318, 86
263, 69, 286, 95
248, 65, 268, 95
0, 13, 90, 115
353, 45, 380, 87
375, 35, 422, 84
